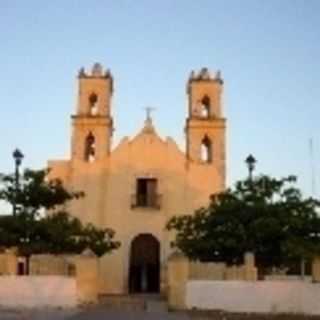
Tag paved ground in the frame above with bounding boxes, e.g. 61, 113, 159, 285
0, 308, 78, 320
67, 309, 320, 320
1, 307, 320, 320
0, 308, 189, 320
0, 308, 75, 320
69, 308, 190, 320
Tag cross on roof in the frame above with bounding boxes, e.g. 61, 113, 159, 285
144, 106, 156, 121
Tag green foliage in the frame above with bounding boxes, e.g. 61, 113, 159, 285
0, 169, 83, 217
0, 169, 120, 257
167, 175, 320, 268
0, 211, 120, 257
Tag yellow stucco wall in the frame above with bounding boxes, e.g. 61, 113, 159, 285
0, 249, 17, 275
48, 65, 226, 294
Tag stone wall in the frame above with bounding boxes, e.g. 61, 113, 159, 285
189, 253, 257, 281
30, 251, 99, 304
30, 254, 75, 276
168, 253, 320, 314
0, 276, 77, 308
0, 250, 99, 306
167, 252, 258, 309
186, 280, 320, 315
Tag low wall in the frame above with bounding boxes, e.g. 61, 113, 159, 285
189, 261, 256, 281
0, 276, 77, 308
167, 252, 257, 309
264, 275, 312, 281
30, 254, 76, 276
186, 280, 320, 315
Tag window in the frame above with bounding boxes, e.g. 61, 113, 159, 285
201, 135, 212, 163
89, 93, 98, 115
200, 95, 211, 118
84, 132, 96, 162
132, 178, 160, 209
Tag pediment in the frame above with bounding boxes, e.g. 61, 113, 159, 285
110, 122, 185, 162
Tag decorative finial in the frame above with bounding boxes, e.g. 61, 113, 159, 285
142, 106, 156, 133
189, 70, 195, 81
104, 69, 111, 78
78, 67, 86, 78
92, 63, 103, 77
215, 70, 223, 84
199, 67, 210, 80
188, 67, 224, 83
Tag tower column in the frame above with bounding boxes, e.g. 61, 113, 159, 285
71, 63, 114, 162
185, 68, 226, 184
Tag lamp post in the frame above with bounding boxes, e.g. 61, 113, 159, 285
12, 148, 24, 216
245, 154, 256, 182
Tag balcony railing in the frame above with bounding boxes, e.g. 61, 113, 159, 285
131, 194, 162, 210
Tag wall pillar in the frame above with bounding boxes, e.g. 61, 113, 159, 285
167, 252, 189, 310
160, 263, 168, 295
76, 249, 99, 304
312, 257, 320, 282
5, 248, 18, 275
243, 252, 257, 281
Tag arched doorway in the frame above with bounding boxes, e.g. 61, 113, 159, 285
129, 234, 160, 293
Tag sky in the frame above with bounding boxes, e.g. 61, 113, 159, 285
0, 0, 319, 209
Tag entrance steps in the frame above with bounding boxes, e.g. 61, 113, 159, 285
98, 294, 168, 312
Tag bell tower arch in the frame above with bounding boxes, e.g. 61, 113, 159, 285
185, 68, 226, 183
71, 63, 114, 161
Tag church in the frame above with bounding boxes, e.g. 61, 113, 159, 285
48, 63, 226, 295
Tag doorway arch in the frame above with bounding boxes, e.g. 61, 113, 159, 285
129, 234, 160, 293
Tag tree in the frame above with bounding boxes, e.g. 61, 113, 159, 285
0, 169, 120, 261
37, 211, 120, 257
167, 175, 320, 270
0, 169, 83, 217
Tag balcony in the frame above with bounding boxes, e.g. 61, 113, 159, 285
131, 194, 162, 210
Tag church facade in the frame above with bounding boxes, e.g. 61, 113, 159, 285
48, 63, 226, 294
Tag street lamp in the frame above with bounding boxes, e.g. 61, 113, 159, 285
12, 148, 24, 216
245, 154, 256, 181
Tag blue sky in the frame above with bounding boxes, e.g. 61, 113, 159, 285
0, 0, 319, 205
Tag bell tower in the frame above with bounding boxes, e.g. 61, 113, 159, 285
185, 68, 226, 179
71, 63, 114, 161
